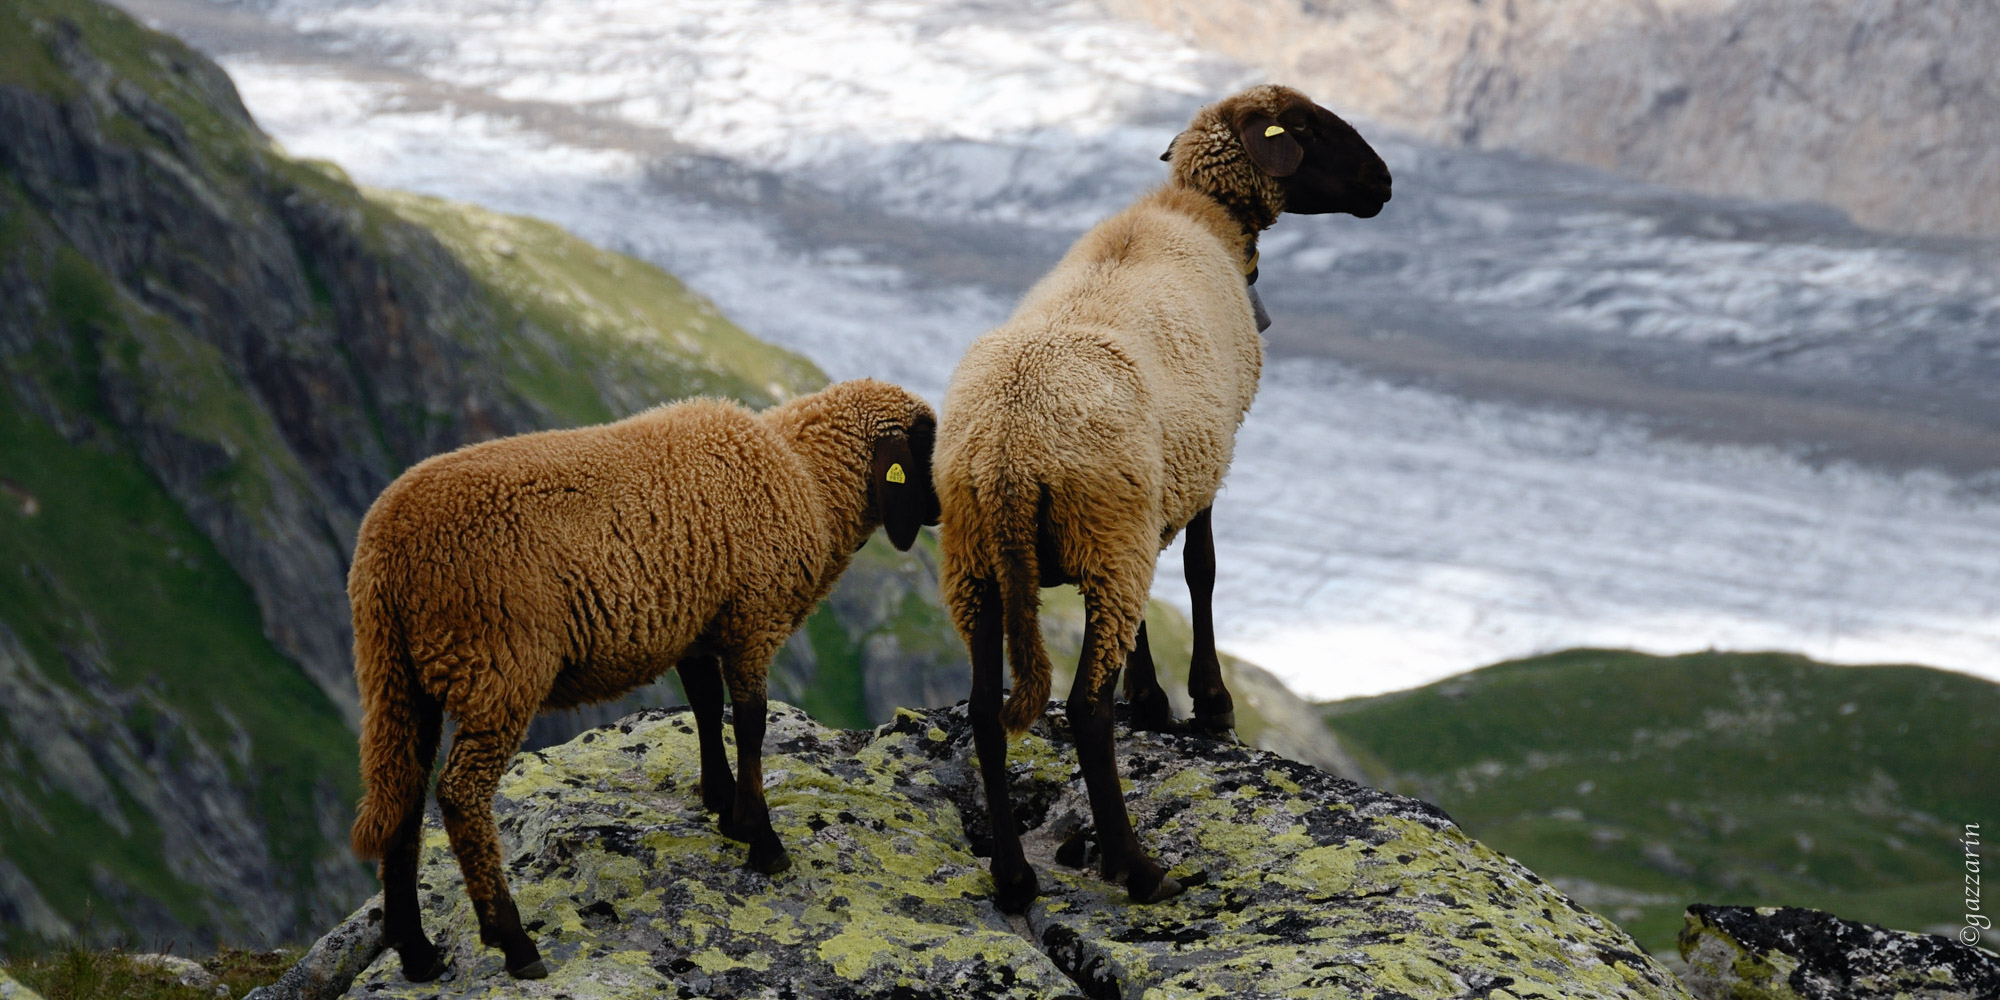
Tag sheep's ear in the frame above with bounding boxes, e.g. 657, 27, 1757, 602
1237, 112, 1303, 178
871, 431, 924, 551
1159, 131, 1181, 162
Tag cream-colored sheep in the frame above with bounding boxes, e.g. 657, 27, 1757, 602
346, 378, 938, 981
935, 85, 1391, 911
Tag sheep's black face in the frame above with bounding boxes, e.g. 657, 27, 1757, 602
872, 412, 940, 551
1238, 98, 1392, 218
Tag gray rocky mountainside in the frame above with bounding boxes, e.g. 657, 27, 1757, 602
1106, 0, 2000, 238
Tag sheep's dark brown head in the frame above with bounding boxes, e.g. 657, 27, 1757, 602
871, 404, 939, 551
769, 378, 939, 551
1164, 84, 1392, 229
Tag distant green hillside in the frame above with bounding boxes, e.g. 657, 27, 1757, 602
1322, 649, 1998, 954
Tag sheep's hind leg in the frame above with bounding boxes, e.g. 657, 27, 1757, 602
967, 577, 1039, 912
437, 718, 545, 979
381, 693, 447, 982
679, 652, 736, 814
1072, 590, 1184, 905
1122, 621, 1180, 733
1183, 507, 1235, 736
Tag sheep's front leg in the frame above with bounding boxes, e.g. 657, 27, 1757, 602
436, 718, 545, 979
1183, 507, 1234, 734
966, 577, 1039, 912
716, 644, 791, 874
678, 652, 736, 815
1072, 591, 1184, 905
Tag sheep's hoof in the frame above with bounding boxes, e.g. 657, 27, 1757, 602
699, 778, 736, 815
398, 947, 449, 983
1128, 870, 1186, 905
1190, 710, 1236, 737
993, 864, 1040, 914
1127, 701, 1180, 734
507, 958, 549, 980
746, 844, 792, 875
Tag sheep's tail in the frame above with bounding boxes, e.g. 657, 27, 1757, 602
348, 571, 435, 862
996, 483, 1054, 736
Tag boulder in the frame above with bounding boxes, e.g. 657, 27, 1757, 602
0, 971, 46, 1000
266, 703, 1689, 999
128, 953, 227, 996
1678, 904, 2000, 1000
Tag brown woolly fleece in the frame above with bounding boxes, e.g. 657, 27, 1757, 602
346, 377, 935, 979
936, 88, 1296, 734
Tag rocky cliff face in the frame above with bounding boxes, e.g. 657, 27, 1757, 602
255, 703, 1692, 999
1107, 0, 2000, 238
1679, 904, 2000, 1000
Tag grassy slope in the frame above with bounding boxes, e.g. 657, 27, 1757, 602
371, 185, 823, 421
4, 945, 296, 1000
0, 396, 356, 940
1321, 649, 1999, 953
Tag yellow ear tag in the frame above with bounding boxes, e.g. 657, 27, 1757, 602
1264, 124, 1286, 137
885, 462, 906, 485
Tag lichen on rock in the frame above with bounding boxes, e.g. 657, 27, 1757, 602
904, 705, 1689, 999
341, 705, 1076, 999
1677, 904, 2000, 1000
282, 703, 1688, 999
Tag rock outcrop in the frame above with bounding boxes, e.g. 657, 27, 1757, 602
0, 970, 45, 1000
1678, 904, 2000, 1000
1107, 0, 2000, 238
259, 703, 1690, 999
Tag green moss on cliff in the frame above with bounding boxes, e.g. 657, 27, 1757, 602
0, 397, 360, 944
0, 4, 77, 98
373, 189, 825, 422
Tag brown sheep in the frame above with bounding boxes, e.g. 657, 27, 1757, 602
346, 378, 938, 981
935, 85, 1391, 911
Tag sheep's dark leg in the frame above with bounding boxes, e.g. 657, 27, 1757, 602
967, 577, 1038, 913
381, 692, 447, 982
718, 688, 791, 874
1122, 621, 1178, 733
1072, 596, 1183, 905
1184, 506, 1234, 734
678, 653, 736, 814
436, 719, 545, 979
